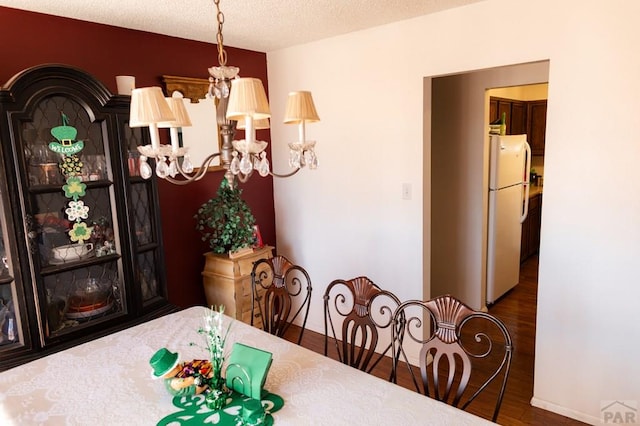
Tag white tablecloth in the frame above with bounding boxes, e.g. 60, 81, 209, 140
0, 306, 494, 425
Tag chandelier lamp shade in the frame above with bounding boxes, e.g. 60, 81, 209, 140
284, 91, 320, 170
226, 78, 270, 121
128, 0, 320, 186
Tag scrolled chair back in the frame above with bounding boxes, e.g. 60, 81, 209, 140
250, 255, 312, 345
391, 295, 513, 423
323, 276, 403, 376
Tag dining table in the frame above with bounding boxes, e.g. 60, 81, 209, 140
0, 306, 495, 425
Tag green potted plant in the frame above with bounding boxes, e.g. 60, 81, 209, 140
195, 178, 273, 313
195, 177, 256, 255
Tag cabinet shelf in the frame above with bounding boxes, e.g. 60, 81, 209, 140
137, 242, 160, 252
48, 306, 127, 339
28, 179, 112, 194
40, 253, 121, 276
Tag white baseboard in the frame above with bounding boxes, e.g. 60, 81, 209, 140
530, 396, 600, 425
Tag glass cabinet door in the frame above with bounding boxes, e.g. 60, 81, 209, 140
18, 95, 126, 341
0, 198, 21, 348
0, 170, 31, 363
123, 124, 164, 306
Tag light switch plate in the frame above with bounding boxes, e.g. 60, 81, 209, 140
402, 183, 412, 200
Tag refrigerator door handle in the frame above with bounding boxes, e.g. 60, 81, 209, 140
520, 141, 532, 223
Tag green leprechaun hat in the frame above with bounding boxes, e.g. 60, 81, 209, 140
50, 113, 78, 144
150, 347, 180, 378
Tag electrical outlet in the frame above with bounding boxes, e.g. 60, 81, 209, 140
402, 183, 412, 200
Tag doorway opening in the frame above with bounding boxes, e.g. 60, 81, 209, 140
428, 60, 550, 422
429, 60, 548, 310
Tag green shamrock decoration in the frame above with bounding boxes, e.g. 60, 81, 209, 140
62, 176, 87, 201
69, 222, 93, 244
157, 391, 284, 426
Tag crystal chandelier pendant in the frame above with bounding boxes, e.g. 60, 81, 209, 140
217, 81, 230, 98
211, 80, 230, 99
208, 65, 239, 99
257, 152, 270, 177
156, 157, 169, 178
212, 83, 222, 99
303, 150, 315, 167
139, 157, 153, 180
239, 153, 253, 175
289, 150, 301, 169
168, 160, 178, 178
182, 154, 194, 173
230, 152, 240, 175
309, 151, 319, 169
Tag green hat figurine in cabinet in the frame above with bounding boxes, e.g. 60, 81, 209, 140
49, 113, 85, 155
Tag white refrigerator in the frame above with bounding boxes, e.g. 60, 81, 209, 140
487, 135, 531, 304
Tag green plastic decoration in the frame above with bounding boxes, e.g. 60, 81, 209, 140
62, 176, 87, 201
49, 113, 85, 155
68, 222, 93, 244
59, 155, 84, 176
65, 200, 89, 222
47, 112, 93, 246
157, 390, 284, 426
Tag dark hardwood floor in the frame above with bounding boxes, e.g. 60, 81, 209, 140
482, 255, 586, 425
283, 255, 587, 425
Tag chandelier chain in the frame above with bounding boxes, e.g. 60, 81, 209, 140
213, 0, 227, 66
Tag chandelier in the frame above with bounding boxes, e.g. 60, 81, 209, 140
129, 0, 320, 185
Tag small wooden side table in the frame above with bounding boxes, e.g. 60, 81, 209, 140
201, 246, 273, 325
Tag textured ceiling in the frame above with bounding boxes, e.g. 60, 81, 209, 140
0, 0, 484, 52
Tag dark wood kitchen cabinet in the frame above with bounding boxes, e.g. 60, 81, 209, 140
489, 97, 526, 135
527, 100, 547, 155
510, 101, 527, 135
0, 64, 174, 371
521, 193, 542, 262
490, 97, 547, 155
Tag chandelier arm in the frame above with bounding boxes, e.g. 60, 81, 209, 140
175, 152, 222, 180
174, 166, 207, 181
171, 163, 207, 182
162, 175, 202, 185
158, 153, 224, 185
269, 167, 302, 179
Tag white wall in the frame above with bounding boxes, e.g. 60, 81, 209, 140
266, 0, 640, 423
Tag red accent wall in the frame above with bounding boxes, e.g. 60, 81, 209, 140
0, 7, 276, 308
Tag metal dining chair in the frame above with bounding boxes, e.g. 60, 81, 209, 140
250, 255, 312, 345
391, 294, 513, 423
323, 276, 402, 377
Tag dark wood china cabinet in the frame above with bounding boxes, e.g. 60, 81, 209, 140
0, 64, 173, 371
